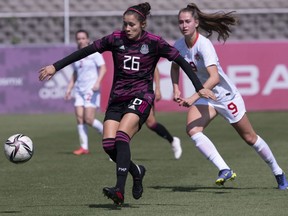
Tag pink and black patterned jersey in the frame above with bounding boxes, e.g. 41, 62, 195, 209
93, 30, 179, 105
53, 30, 203, 105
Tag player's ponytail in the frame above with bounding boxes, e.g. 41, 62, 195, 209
179, 3, 237, 41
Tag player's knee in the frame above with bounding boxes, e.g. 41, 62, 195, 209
84, 117, 94, 126
76, 116, 84, 124
146, 120, 156, 129
145, 113, 156, 128
243, 133, 257, 145
186, 126, 200, 137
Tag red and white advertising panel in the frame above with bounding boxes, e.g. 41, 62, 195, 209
151, 41, 288, 112
0, 41, 287, 114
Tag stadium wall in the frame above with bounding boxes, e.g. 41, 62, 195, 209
0, 41, 287, 114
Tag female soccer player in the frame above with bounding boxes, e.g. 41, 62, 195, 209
65, 30, 106, 155
145, 67, 182, 159
39, 2, 215, 205
171, 3, 288, 190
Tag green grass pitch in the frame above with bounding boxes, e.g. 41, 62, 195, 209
0, 111, 287, 216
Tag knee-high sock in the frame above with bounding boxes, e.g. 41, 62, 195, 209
191, 132, 230, 171
115, 131, 131, 194
102, 137, 142, 178
149, 122, 174, 143
252, 135, 282, 175
103, 138, 117, 161
77, 124, 88, 150
92, 119, 103, 134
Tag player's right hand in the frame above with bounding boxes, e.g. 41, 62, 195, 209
64, 90, 71, 100
39, 65, 56, 81
173, 88, 181, 103
155, 88, 162, 102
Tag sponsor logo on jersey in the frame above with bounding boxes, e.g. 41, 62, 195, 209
140, 44, 149, 54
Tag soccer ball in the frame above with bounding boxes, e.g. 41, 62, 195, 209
4, 134, 34, 164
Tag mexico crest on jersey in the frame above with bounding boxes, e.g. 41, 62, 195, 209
140, 44, 149, 54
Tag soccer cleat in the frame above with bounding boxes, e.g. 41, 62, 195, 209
132, 165, 146, 200
215, 169, 237, 186
73, 147, 89, 155
103, 187, 124, 206
275, 173, 288, 190
171, 137, 182, 159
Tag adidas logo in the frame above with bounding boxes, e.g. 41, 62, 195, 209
119, 45, 125, 50
128, 105, 135, 110
38, 65, 73, 99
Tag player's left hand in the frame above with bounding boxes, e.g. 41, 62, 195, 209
39, 65, 56, 81
198, 88, 216, 100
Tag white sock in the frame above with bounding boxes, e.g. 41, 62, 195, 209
191, 132, 230, 171
92, 119, 103, 134
252, 135, 282, 175
77, 124, 88, 150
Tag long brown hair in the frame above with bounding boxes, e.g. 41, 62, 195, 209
178, 3, 237, 41
124, 2, 151, 23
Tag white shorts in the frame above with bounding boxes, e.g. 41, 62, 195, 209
194, 92, 246, 123
74, 90, 100, 108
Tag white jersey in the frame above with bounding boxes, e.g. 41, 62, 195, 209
72, 52, 105, 93
174, 33, 238, 101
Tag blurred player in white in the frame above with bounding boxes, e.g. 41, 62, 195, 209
65, 29, 107, 155
171, 3, 288, 189
145, 67, 182, 159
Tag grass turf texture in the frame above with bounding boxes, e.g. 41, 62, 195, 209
0, 112, 287, 216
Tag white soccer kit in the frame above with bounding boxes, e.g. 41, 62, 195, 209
174, 33, 246, 123
72, 52, 105, 108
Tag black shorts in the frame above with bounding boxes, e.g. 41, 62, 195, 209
104, 97, 152, 129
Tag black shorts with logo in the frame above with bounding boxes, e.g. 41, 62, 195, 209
104, 97, 152, 129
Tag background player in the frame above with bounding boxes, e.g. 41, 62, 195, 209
64, 29, 106, 155
145, 67, 182, 159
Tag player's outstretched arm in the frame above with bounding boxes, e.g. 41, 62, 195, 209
39, 44, 97, 81
39, 65, 56, 81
